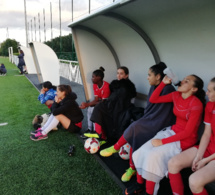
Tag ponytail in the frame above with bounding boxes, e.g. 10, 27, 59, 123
150, 62, 167, 81
93, 66, 105, 80
192, 75, 206, 107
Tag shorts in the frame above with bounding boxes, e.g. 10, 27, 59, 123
194, 145, 215, 161
67, 122, 81, 133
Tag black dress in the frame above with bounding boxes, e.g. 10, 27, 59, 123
90, 79, 136, 143
124, 84, 176, 152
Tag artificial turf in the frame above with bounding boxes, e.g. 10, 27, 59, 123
0, 57, 122, 195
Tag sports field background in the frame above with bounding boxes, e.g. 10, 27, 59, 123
0, 57, 121, 195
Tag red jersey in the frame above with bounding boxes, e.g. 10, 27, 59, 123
93, 81, 110, 100
204, 102, 215, 155
149, 82, 203, 150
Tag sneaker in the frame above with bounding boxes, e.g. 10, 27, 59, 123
84, 132, 100, 139
100, 146, 119, 157
124, 181, 144, 195
99, 140, 107, 146
80, 129, 92, 139
30, 128, 42, 135
121, 167, 136, 182
30, 131, 48, 141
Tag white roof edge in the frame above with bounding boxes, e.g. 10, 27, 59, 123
68, 0, 133, 28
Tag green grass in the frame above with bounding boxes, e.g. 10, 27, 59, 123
0, 57, 121, 195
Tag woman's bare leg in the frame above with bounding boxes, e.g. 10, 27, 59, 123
168, 147, 198, 173
189, 160, 215, 194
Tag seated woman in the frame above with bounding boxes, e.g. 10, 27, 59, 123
128, 74, 205, 195
80, 67, 110, 135
30, 85, 83, 141
168, 77, 215, 195
0, 63, 7, 75
86, 66, 136, 143
100, 62, 176, 183
38, 81, 57, 109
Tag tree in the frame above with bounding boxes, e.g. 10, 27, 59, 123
0, 39, 19, 56
44, 34, 77, 60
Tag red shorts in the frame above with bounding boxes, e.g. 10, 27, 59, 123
194, 145, 215, 161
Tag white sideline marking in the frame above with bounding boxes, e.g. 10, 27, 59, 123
0, 122, 8, 126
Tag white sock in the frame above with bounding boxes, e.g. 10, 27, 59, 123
42, 116, 59, 135
41, 114, 55, 130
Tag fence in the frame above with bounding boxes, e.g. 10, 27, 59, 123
59, 59, 82, 85
10, 54, 82, 85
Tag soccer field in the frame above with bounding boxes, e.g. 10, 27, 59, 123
0, 57, 121, 195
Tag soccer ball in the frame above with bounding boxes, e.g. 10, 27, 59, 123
84, 138, 100, 154
119, 143, 131, 160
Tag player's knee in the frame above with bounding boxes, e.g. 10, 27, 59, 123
189, 174, 203, 193
168, 157, 182, 172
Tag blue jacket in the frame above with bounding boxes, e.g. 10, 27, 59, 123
38, 88, 56, 104
0, 64, 7, 73
18, 53, 25, 66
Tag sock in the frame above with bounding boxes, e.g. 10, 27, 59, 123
136, 172, 144, 184
42, 116, 59, 135
129, 147, 136, 170
146, 180, 155, 195
193, 188, 208, 195
114, 135, 127, 150
95, 123, 106, 139
41, 114, 55, 130
87, 107, 94, 130
168, 172, 184, 195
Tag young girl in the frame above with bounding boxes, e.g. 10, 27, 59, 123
168, 77, 215, 195
86, 66, 136, 143
100, 62, 176, 183
31, 85, 83, 141
38, 81, 57, 109
129, 74, 205, 195
80, 67, 110, 134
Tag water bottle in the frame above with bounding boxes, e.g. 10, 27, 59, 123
163, 67, 180, 86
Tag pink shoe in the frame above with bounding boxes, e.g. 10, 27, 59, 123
30, 131, 48, 141
30, 128, 42, 135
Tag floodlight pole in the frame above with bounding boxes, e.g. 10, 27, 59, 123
59, 0, 62, 53
24, 0, 28, 47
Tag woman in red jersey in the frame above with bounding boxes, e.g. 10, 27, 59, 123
168, 77, 215, 195
127, 74, 205, 195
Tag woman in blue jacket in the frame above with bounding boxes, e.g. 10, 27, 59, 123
17, 50, 25, 74
0, 63, 7, 75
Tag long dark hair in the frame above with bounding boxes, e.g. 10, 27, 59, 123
58, 85, 72, 96
210, 77, 215, 91
118, 66, 129, 76
93, 66, 105, 80
150, 62, 167, 81
43, 81, 57, 90
191, 74, 206, 107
